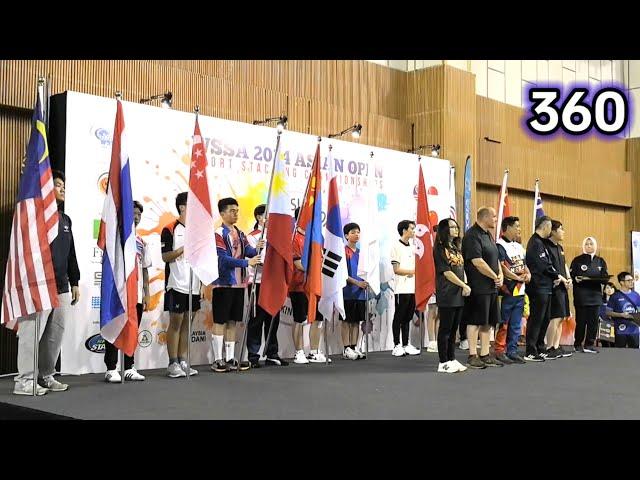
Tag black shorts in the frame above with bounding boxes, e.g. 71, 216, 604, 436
212, 288, 245, 324
550, 288, 570, 319
466, 293, 499, 327
343, 299, 366, 324
164, 289, 201, 314
289, 291, 323, 323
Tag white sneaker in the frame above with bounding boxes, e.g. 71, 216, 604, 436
124, 367, 145, 381
105, 370, 122, 383
459, 339, 469, 350
426, 341, 438, 352
451, 359, 468, 372
308, 352, 330, 363
343, 347, 359, 360
354, 347, 366, 359
437, 361, 456, 373
404, 344, 421, 355
392, 344, 406, 357
13, 381, 48, 396
42, 375, 68, 391
294, 350, 310, 364
180, 360, 198, 376
167, 362, 186, 378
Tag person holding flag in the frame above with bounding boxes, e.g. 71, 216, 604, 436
341, 223, 367, 360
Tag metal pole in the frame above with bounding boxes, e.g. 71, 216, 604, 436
419, 311, 424, 354
186, 267, 192, 380
236, 285, 254, 373
33, 314, 40, 396
324, 313, 331, 365
119, 349, 124, 384
365, 288, 369, 358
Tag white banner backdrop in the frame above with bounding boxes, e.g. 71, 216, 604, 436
60, 91, 453, 374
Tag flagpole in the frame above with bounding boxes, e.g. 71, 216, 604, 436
533, 179, 539, 234
291, 137, 321, 242
364, 287, 369, 359
238, 132, 283, 372
496, 168, 509, 240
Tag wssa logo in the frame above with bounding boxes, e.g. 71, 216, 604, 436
85, 334, 105, 354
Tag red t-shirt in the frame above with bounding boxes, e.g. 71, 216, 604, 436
289, 231, 305, 293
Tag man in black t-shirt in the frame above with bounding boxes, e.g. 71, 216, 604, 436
461, 207, 504, 369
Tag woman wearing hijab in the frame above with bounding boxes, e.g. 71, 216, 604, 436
570, 237, 610, 353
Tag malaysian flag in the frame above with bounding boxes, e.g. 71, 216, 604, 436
1, 90, 60, 330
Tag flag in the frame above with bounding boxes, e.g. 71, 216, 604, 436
258, 134, 294, 317
415, 158, 436, 312
449, 165, 457, 220
496, 170, 510, 241
184, 117, 218, 285
356, 156, 381, 295
318, 148, 348, 321
1, 90, 60, 330
97, 100, 139, 357
299, 143, 324, 323
463, 155, 472, 233
533, 179, 545, 233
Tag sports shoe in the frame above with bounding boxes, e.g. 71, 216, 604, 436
539, 351, 549, 359
467, 355, 486, 369
42, 375, 69, 391
354, 347, 366, 359
523, 353, 545, 362
250, 359, 261, 369
480, 355, 504, 367
507, 353, 526, 364
574, 346, 584, 353
437, 361, 457, 373
308, 352, 331, 363
495, 353, 514, 365
265, 356, 289, 366
124, 367, 145, 381
583, 346, 599, 354
545, 348, 561, 360
294, 350, 310, 364
180, 360, 198, 376
211, 359, 230, 372
558, 346, 573, 357
459, 339, 470, 350
167, 362, 187, 378
451, 359, 467, 372
392, 344, 406, 357
105, 370, 122, 383
426, 341, 438, 352
13, 381, 48, 396
403, 344, 421, 355
343, 347, 359, 360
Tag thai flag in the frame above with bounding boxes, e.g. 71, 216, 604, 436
97, 100, 139, 357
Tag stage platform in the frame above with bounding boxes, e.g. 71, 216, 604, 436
0, 348, 636, 420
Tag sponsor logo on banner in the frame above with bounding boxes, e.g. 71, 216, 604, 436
90, 246, 103, 263
138, 330, 152, 348
157, 330, 167, 345
91, 296, 101, 309
85, 333, 105, 353
94, 271, 102, 286
191, 330, 207, 343
92, 219, 101, 240
93, 127, 112, 147
97, 172, 109, 195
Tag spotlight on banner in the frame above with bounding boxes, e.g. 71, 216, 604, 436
140, 91, 173, 109
328, 123, 362, 139
407, 144, 441, 157
253, 115, 288, 133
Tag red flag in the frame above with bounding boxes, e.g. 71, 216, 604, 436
496, 170, 510, 241
415, 160, 436, 312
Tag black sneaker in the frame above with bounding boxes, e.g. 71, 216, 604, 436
228, 360, 251, 371
558, 346, 573, 357
495, 353, 514, 365
466, 355, 487, 369
523, 353, 545, 362
583, 346, 600, 354
574, 346, 584, 353
265, 357, 289, 366
249, 359, 261, 369
480, 355, 504, 367
211, 360, 230, 373
545, 348, 561, 360
507, 353, 526, 364
226, 359, 239, 371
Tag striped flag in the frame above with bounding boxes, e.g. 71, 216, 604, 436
1, 90, 60, 330
463, 156, 472, 233
97, 99, 139, 357
533, 179, 545, 233
496, 170, 510, 241
318, 147, 348, 321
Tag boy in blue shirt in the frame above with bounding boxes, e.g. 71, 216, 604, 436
607, 271, 640, 348
342, 223, 367, 360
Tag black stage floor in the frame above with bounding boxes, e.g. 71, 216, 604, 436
0, 348, 636, 420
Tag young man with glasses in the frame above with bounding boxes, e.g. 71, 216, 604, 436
607, 272, 640, 348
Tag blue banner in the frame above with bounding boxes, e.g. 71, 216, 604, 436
463, 155, 472, 232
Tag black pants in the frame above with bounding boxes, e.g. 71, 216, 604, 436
526, 292, 551, 356
247, 284, 280, 362
574, 305, 600, 348
393, 294, 415, 346
459, 298, 469, 341
104, 303, 143, 370
438, 306, 463, 363
615, 333, 640, 348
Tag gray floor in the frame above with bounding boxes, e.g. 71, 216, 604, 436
0, 348, 637, 419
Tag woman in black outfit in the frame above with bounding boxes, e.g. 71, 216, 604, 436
570, 236, 609, 353
433, 218, 470, 373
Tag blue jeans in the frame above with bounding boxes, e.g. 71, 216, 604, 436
500, 295, 524, 356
